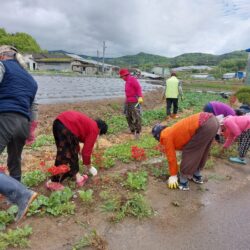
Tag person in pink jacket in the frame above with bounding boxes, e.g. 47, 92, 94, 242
222, 115, 250, 164
119, 68, 143, 139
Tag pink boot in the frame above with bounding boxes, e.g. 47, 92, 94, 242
76, 175, 88, 187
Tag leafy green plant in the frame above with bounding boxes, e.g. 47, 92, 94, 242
78, 189, 94, 204
28, 188, 75, 216
22, 170, 47, 187
125, 171, 148, 190
0, 225, 32, 249
0, 206, 17, 231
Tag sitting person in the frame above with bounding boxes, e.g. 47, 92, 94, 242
152, 112, 219, 191
46, 110, 108, 190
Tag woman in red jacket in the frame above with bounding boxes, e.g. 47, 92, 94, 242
152, 112, 219, 191
46, 110, 108, 191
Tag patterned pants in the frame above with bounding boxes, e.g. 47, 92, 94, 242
51, 119, 79, 182
124, 103, 142, 133
238, 129, 250, 158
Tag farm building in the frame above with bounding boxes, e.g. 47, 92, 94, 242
33, 53, 72, 71
68, 53, 119, 76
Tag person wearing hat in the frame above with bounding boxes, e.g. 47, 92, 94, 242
163, 72, 183, 119
119, 68, 143, 139
152, 112, 219, 190
0, 45, 38, 181
46, 110, 108, 191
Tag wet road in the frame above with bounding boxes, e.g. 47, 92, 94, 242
33, 75, 159, 104
106, 183, 250, 250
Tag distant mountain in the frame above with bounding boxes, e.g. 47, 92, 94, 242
48, 50, 248, 68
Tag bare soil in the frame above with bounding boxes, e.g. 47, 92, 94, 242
3, 88, 250, 250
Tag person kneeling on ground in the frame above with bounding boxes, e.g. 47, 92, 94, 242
220, 115, 250, 165
46, 110, 108, 191
0, 173, 38, 222
152, 112, 219, 191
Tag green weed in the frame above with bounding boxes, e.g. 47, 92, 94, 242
72, 230, 107, 250
0, 225, 32, 250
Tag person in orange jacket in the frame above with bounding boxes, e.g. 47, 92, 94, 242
152, 112, 219, 190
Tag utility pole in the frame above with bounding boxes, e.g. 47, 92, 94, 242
102, 41, 107, 75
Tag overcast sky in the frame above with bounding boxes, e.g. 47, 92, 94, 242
1, 0, 250, 57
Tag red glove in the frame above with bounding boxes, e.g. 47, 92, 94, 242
26, 121, 38, 145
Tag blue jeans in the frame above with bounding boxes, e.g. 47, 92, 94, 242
0, 173, 32, 205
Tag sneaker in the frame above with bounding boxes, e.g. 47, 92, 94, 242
229, 157, 247, 165
46, 180, 65, 191
76, 175, 88, 187
192, 174, 204, 184
179, 181, 189, 191
15, 191, 38, 223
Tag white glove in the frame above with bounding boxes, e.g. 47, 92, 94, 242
167, 175, 179, 189
89, 166, 98, 176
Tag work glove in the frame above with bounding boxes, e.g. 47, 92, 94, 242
89, 166, 98, 176
167, 175, 179, 189
181, 96, 184, 101
26, 121, 38, 145
138, 97, 143, 104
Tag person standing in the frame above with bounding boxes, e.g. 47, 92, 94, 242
46, 110, 108, 190
152, 112, 219, 191
221, 115, 250, 164
119, 68, 143, 139
164, 72, 183, 119
0, 45, 38, 181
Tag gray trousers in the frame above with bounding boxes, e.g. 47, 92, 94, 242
0, 113, 29, 181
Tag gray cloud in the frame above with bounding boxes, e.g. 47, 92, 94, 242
1, 0, 250, 57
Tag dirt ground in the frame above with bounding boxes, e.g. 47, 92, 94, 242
3, 88, 250, 250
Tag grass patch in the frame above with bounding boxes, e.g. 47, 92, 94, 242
0, 226, 32, 250
101, 193, 153, 223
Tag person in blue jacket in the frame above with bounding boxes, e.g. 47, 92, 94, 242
0, 45, 38, 181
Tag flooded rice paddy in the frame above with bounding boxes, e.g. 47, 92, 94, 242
33, 75, 160, 104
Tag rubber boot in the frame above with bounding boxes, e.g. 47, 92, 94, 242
0, 173, 38, 222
